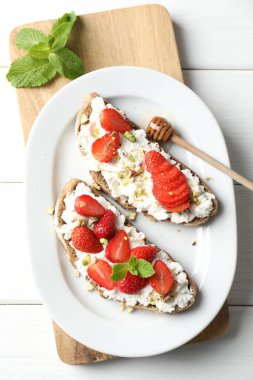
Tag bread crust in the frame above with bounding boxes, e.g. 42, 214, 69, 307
54, 179, 197, 314
75, 93, 218, 226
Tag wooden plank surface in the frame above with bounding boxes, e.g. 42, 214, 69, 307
0, 305, 252, 380
8, 4, 229, 363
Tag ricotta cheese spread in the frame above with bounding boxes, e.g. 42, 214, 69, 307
77, 96, 215, 223
57, 182, 194, 313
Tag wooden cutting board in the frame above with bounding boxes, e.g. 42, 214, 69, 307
9, 4, 229, 364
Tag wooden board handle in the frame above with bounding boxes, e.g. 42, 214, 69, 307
172, 134, 253, 191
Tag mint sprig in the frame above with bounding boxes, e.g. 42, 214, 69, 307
6, 12, 84, 88
111, 255, 155, 282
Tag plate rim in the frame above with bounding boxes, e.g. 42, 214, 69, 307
25, 66, 237, 357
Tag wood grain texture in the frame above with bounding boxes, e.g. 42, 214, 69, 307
8, 4, 228, 363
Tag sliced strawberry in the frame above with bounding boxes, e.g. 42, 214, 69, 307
74, 195, 105, 217
71, 226, 103, 253
162, 201, 190, 213
100, 108, 132, 133
152, 174, 185, 191
153, 182, 190, 204
87, 260, 115, 290
93, 210, 116, 239
149, 260, 174, 296
91, 132, 120, 163
117, 272, 148, 294
145, 151, 171, 174
159, 194, 190, 208
130, 246, 157, 262
152, 166, 181, 184
105, 230, 130, 263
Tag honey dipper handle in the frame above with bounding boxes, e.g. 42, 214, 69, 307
171, 134, 253, 191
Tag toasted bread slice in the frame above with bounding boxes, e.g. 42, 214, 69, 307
54, 179, 197, 314
75, 93, 218, 226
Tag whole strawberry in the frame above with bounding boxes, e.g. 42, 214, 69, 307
117, 272, 148, 294
130, 246, 157, 262
71, 226, 103, 253
93, 209, 116, 239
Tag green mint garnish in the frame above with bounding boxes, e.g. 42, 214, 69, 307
136, 259, 155, 278
111, 256, 155, 282
111, 263, 128, 282
6, 12, 84, 88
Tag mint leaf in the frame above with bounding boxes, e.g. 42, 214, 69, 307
136, 259, 155, 278
128, 256, 138, 276
16, 28, 47, 50
30, 42, 50, 59
50, 12, 77, 50
49, 48, 83, 79
6, 55, 56, 88
51, 12, 76, 34
111, 264, 128, 282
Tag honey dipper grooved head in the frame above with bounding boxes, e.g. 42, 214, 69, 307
146, 116, 175, 142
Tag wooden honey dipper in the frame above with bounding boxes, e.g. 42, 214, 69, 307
147, 116, 253, 191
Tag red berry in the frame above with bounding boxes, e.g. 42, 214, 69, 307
152, 166, 181, 184
117, 272, 148, 294
71, 226, 103, 253
162, 201, 191, 213
91, 132, 120, 163
149, 260, 174, 296
152, 174, 185, 191
87, 260, 115, 290
145, 150, 171, 174
153, 182, 190, 205
74, 195, 105, 217
105, 230, 130, 263
93, 210, 116, 239
130, 246, 157, 262
100, 108, 132, 133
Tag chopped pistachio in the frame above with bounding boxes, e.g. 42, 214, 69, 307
82, 255, 91, 266
78, 219, 86, 226
122, 178, 133, 186
205, 176, 212, 181
123, 131, 136, 142
192, 240, 197, 246
135, 187, 146, 198
87, 283, 95, 291
92, 183, 101, 191
135, 166, 141, 172
128, 154, 135, 162
75, 271, 81, 278
80, 114, 88, 124
149, 296, 156, 305
119, 303, 125, 311
177, 229, 181, 233
128, 212, 137, 220
127, 306, 134, 313
117, 171, 125, 179
100, 238, 108, 245
92, 128, 101, 138
47, 207, 54, 215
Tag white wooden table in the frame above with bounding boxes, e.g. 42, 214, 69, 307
1, 0, 253, 378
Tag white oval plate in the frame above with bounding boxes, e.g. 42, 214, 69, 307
26, 66, 237, 358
